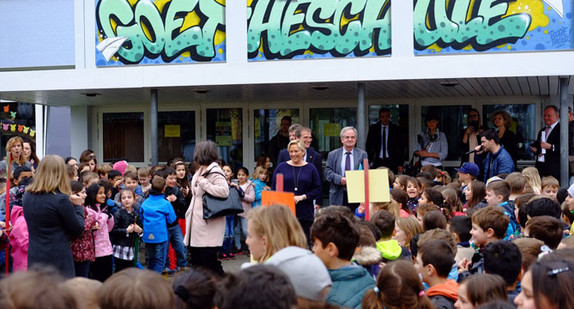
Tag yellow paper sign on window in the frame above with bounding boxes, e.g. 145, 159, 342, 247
323, 123, 341, 136
345, 169, 390, 203
164, 124, 180, 137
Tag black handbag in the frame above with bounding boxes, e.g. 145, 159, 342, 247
201, 170, 244, 220
403, 153, 420, 177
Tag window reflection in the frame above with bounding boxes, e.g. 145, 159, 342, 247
158, 111, 196, 162
309, 107, 356, 157
206, 109, 243, 171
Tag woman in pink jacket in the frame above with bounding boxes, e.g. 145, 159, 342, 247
184, 141, 229, 276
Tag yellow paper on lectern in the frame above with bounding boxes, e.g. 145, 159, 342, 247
345, 169, 390, 203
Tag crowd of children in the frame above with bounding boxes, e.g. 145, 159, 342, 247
0, 151, 275, 281
1, 147, 574, 309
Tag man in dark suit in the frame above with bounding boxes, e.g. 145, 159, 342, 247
300, 127, 323, 207
531, 105, 561, 181
268, 116, 292, 166
324, 127, 368, 211
366, 107, 406, 173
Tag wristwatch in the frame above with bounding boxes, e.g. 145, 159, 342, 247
552, 144, 555, 151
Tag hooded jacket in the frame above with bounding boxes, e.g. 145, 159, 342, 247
327, 264, 376, 309
376, 239, 411, 262
427, 279, 459, 309
9, 205, 28, 271
353, 246, 383, 278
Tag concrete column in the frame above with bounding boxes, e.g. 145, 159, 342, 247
560, 78, 569, 185
151, 89, 158, 166
70, 105, 88, 158
357, 83, 367, 150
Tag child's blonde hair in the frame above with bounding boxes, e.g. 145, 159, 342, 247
252, 165, 269, 182
125, 165, 137, 174
246, 205, 307, 263
372, 200, 400, 218
137, 167, 150, 177
98, 268, 174, 309
395, 217, 422, 250
541, 176, 559, 190
522, 166, 542, 193
97, 164, 112, 176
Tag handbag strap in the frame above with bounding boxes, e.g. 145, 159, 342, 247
201, 168, 225, 179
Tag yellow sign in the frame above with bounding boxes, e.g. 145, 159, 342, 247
345, 169, 390, 203
324, 123, 341, 136
164, 124, 180, 137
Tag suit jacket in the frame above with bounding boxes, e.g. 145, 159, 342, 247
324, 147, 368, 206
534, 123, 561, 180
365, 122, 406, 171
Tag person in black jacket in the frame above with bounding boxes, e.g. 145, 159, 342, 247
23, 155, 85, 278
366, 108, 407, 173
531, 105, 561, 181
111, 188, 143, 272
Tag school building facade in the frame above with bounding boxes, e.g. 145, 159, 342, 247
0, 0, 573, 180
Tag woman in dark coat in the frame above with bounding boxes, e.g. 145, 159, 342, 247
272, 139, 322, 245
23, 155, 85, 278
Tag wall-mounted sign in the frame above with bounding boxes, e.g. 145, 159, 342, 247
96, 0, 226, 66
414, 0, 573, 54
247, 0, 392, 61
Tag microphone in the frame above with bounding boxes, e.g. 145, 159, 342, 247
465, 146, 483, 155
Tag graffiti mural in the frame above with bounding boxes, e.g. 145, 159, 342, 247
414, 0, 573, 54
247, 0, 392, 61
96, 0, 226, 66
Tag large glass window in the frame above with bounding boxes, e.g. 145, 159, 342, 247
309, 107, 356, 157
253, 108, 299, 161
421, 105, 472, 161
483, 104, 536, 161
206, 108, 243, 171
103, 112, 144, 162
158, 111, 196, 162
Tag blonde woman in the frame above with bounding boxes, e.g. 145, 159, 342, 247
0, 136, 31, 176
246, 205, 307, 264
522, 166, 542, 194
271, 139, 322, 244
23, 155, 85, 277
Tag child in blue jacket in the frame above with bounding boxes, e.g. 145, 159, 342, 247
139, 176, 177, 273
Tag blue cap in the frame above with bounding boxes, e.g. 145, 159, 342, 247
455, 162, 479, 177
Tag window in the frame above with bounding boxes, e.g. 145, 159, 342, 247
309, 107, 356, 157
103, 112, 144, 162
253, 108, 299, 161
369, 104, 409, 161
483, 104, 536, 161
421, 105, 472, 161
206, 108, 243, 171
158, 111, 196, 162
